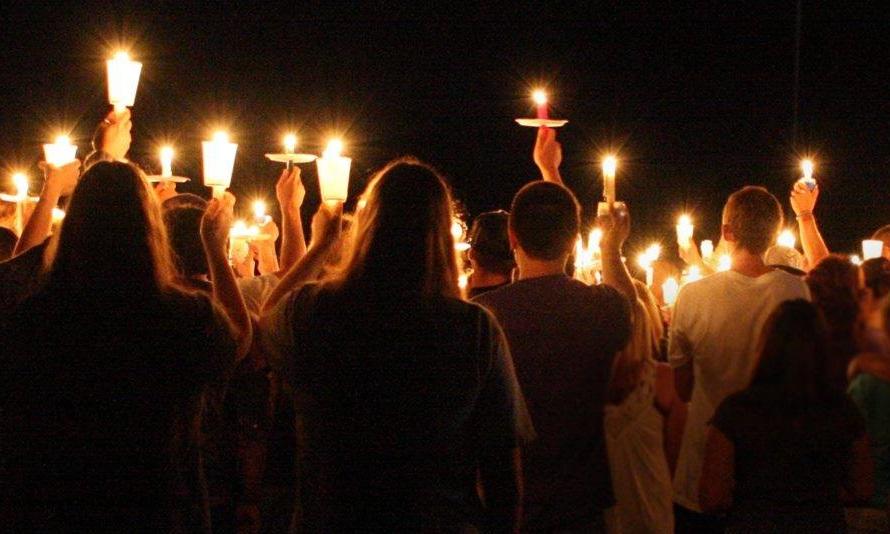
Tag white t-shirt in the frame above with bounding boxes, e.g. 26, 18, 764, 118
668, 269, 811, 512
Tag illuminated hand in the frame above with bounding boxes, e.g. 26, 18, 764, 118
275, 167, 305, 215
599, 202, 631, 250
533, 126, 562, 180
678, 240, 704, 267
201, 191, 236, 253
790, 180, 818, 216
153, 181, 178, 203
310, 202, 343, 249
96, 108, 133, 161
39, 159, 81, 197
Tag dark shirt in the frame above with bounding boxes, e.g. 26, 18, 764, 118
712, 387, 866, 533
264, 284, 523, 532
468, 282, 510, 300
474, 275, 632, 531
0, 240, 47, 316
0, 288, 237, 533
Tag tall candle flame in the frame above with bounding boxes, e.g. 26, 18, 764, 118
602, 155, 618, 179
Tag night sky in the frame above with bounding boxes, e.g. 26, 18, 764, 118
1, 2, 888, 258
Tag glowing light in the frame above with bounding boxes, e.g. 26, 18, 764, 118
685, 265, 703, 283
451, 220, 464, 240
324, 139, 343, 158
252, 200, 267, 220
202, 131, 238, 197
12, 173, 28, 198
863, 239, 885, 261
850, 254, 863, 266
51, 207, 66, 224
458, 272, 469, 290
777, 229, 797, 249
589, 228, 603, 251
283, 134, 297, 154
677, 214, 694, 249
317, 139, 351, 203
602, 156, 618, 179
602, 155, 618, 205
107, 50, 142, 112
700, 240, 715, 259
43, 135, 78, 166
532, 90, 548, 106
801, 159, 814, 181
718, 254, 732, 272
662, 277, 680, 307
160, 146, 174, 178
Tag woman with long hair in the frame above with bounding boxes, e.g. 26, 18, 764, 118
699, 299, 873, 533
261, 157, 525, 532
1, 161, 248, 532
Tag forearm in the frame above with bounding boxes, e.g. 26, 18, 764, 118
262, 242, 330, 314
13, 188, 61, 257
278, 208, 306, 272
538, 167, 562, 184
205, 247, 253, 359
797, 213, 829, 269
256, 244, 280, 275
601, 243, 636, 302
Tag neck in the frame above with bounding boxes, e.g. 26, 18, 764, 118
732, 248, 772, 278
469, 269, 510, 289
516, 254, 567, 281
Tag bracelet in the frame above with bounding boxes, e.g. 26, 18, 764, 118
796, 210, 813, 221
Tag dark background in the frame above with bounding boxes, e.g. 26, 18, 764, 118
1, 1, 888, 258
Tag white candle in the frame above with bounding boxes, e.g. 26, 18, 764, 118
160, 146, 174, 178
863, 239, 885, 261
700, 240, 714, 260
800, 158, 816, 191
12, 173, 28, 200
602, 155, 617, 205
202, 131, 238, 198
676, 214, 694, 250
107, 51, 143, 114
43, 135, 78, 166
283, 134, 297, 154
662, 277, 680, 307
777, 229, 797, 249
316, 139, 351, 204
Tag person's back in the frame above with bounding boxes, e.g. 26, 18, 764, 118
268, 284, 518, 530
1, 288, 235, 532
848, 372, 890, 509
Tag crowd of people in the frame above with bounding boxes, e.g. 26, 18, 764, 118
0, 109, 889, 534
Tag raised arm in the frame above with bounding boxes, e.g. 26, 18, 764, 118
13, 160, 81, 257
261, 202, 342, 315
533, 127, 563, 184
200, 192, 252, 360
790, 181, 829, 270
275, 167, 307, 273
599, 202, 637, 302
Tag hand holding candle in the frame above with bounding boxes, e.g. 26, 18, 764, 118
43, 135, 78, 167
800, 158, 816, 191
602, 155, 618, 205
676, 214, 694, 250
316, 138, 351, 204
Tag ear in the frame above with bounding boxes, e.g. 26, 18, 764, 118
507, 227, 519, 251
722, 223, 736, 243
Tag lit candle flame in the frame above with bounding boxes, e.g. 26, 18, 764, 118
777, 229, 797, 249
114, 51, 130, 61
451, 220, 464, 240
850, 255, 863, 266
51, 207, 66, 224
213, 131, 229, 143
324, 138, 343, 158
686, 265, 703, 283
700, 240, 715, 259
677, 214, 694, 248
12, 173, 28, 199
718, 254, 732, 272
532, 89, 548, 106
252, 200, 267, 220
602, 155, 618, 179
801, 158, 815, 181
283, 134, 297, 154
160, 146, 174, 177
662, 277, 680, 307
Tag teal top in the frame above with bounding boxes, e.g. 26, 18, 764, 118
848, 372, 890, 509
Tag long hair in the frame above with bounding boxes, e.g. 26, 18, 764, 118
322, 157, 461, 300
749, 299, 838, 406
607, 280, 662, 405
806, 255, 863, 370
44, 161, 176, 298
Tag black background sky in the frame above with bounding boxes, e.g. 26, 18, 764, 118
0, 1, 888, 259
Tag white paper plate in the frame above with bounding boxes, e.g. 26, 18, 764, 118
515, 118, 569, 128
146, 175, 190, 183
265, 153, 318, 164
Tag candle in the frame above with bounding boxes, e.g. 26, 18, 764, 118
637, 244, 661, 287
451, 220, 464, 241
700, 240, 714, 260
202, 131, 238, 198
777, 229, 797, 249
800, 158, 816, 191
602, 155, 618, 205
850, 254, 863, 266
160, 146, 174, 178
283, 134, 297, 154
676, 214, 694, 250
51, 207, 66, 225
532, 89, 549, 120
43, 135, 78, 166
662, 277, 680, 307
316, 138, 351, 204
863, 239, 885, 261
106, 51, 143, 114
252, 199, 269, 226
718, 254, 732, 272
458, 272, 469, 291
12, 173, 28, 200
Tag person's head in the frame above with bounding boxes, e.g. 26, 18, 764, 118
806, 255, 864, 369
162, 193, 208, 213
872, 225, 890, 259
721, 186, 783, 256
508, 181, 580, 262
0, 226, 17, 261
326, 157, 460, 298
750, 300, 837, 403
46, 161, 175, 297
163, 205, 208, 279
468, 210, 514, 278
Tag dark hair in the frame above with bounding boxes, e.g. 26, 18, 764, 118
509, 181, 580, 261
469, 210, 514, 276
872, 225, 890, 246
0, 226, 17, 261
863, 257, 890, 301
750, 300, 837, 405
723, 186, 783, 255
163, 205, 209, 277
162, 193, 208, 212
805, 255, 862, 384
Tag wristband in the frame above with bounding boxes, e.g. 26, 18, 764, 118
796, 210, 813, 221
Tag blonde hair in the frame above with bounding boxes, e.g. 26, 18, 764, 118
321, 157, 461, 300
607, 280, 663, 405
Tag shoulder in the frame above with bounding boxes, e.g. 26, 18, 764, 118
766, 269, 810, 294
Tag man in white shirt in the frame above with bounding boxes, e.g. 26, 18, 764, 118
669, 186, 811, 532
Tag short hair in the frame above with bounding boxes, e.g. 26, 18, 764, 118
723, 186, 783, 255
0, 226, 17, 261
163, 205, 208, 277
469, 210, 514, 276
862, 257, 890, 301
509, 181, 580, 261
162, 193, 208, 212
872, 225, 890, 246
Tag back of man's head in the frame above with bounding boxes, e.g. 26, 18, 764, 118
0, 226, 17, 261
872, 225, 890, 247
469, 210, 514, 276
509, 181, 580, 261
723, 186, 783, 256
163, 205, 208, 278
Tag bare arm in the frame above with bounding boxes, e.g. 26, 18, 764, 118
13, 160, 81, 257
201, 193, 252, 360
654, 363, 686, 475
791, 182, 829, 269
276, 167, 307, 273
478, 448, 522, 533
699, 426, 735, 513
533, 127, 563, 184
599, 203, 636, 302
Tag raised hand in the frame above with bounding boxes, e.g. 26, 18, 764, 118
39, 159, 82, 197
276, 166, 306, 216
95, 109, 133, 161
533, 127, 563, 183
310, 202, 343, 249
201, 192, 236, 254
790, 180, 818, 216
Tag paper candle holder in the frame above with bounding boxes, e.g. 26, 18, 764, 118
316, 154, 351, 203
43, 138, 78, 167
863, 240, 885, 261
107, 53, 143, 109
202, 134, 238, 195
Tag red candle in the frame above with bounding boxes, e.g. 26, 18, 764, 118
533, 90, 549, 120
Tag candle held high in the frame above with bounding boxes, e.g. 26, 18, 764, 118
107, 51, 142, 114
202, 131, 238, 199
316, 139, 351, 204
